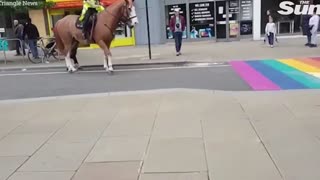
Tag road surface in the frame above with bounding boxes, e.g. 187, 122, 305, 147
0, 63, 250, 100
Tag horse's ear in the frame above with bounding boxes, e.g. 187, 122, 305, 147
124, 0, 133, 9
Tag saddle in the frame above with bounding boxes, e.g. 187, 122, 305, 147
75, 13, 98, 42
75, 17, 84, 29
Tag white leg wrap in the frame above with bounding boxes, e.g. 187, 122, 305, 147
104, 55, 108, 69
108, 55, 113, 71
66, 52, 76, 72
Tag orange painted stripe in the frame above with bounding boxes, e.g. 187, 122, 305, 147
299, 58, 320, 69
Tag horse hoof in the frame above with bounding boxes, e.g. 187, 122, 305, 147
67, 68, 77, 73
74, 64, 80, 69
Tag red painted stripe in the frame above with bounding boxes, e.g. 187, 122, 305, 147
299, 58, 320, 68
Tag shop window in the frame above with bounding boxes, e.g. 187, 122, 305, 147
261, 0, 303, 34
165, 4, 187, 39
51, 15, 64, 28
229, 0, 240, 38
115, 24, 132, 38
75, 10, 82, 15
189, 2, 215, 39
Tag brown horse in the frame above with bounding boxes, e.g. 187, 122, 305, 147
53, 0, 138, 73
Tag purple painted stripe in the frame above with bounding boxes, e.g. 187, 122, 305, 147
230, 61, 281, 90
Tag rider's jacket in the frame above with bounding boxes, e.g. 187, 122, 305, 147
83, 0, 97, 9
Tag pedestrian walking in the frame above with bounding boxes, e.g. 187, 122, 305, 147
308, 9, 319, 48
302, 15, 312, 46
13, 20, 25, 56
23, 18, 40, 59
169, 8, 186, 56
265, 16, 276, 48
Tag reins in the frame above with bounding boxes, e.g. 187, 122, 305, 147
102, 2, 132, 33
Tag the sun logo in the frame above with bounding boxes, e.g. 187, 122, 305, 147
278, 1, 320, 15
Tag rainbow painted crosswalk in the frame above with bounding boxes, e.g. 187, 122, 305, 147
230, 57, 320, 91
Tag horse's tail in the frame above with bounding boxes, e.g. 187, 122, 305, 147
53, 22, 65, 55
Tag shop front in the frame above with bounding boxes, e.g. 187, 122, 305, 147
46, 0, 136, 48
164, 0, 253, 42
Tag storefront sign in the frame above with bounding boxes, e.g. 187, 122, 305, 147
51, 0, 82, 9
50, 0, 117, 9
189, 2, 214, 38
240, 0, 253, 20
229, 1, 239, 14
189, 2, 214, 24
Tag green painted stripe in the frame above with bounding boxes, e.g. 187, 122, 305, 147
262, 60, 320, 88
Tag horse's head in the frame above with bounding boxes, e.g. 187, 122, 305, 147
121, 0, 139, 28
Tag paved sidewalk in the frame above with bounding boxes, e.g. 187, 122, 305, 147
1, 37, 320, 69
1, 89, 320, 180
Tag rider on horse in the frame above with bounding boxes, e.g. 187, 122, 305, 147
79, 0, 105, 39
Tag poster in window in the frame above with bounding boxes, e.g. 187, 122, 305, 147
229, 23, 239, 37
166, 4, 187, 39
189, 2, 215, 38
240, 21, 252, 35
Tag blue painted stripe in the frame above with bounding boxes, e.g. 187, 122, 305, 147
246, 60, 307, 89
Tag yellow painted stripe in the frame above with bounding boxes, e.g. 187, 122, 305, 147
279, 59, 320, 73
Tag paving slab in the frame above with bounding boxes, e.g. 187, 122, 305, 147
295, 117, 320, 138
285, 103, 320, 119
139, 172, 208, 180
0, 156, 28, 180
0, 121, 25, 140
10, 118, 68, 134
8, 172, 75, 180
85, 136, 149, 162
19, 141, 94, 171
0, 133, 52, 156
72, 162, 141, 180
241, 102, 320, 180
103, 106, 158, 137
48, 113, 115, 143
142, 138, 207, 173
202, 117, 258, 143
206, 141, 282, 180
152, 116, 203, 138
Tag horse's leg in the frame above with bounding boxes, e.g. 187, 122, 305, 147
97, 40, 113, 73
64, 45, 77, 73
65, 51, 77, 73
106, 55, 113, 71
70, 39, 80, 69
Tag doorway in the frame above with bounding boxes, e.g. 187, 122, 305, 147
215, 0, 240, 41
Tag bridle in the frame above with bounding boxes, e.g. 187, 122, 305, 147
103, 2, 136, 33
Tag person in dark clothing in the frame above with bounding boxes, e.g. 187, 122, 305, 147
23, 18, 40, 59
302, 15, 312, 46
13, 20, 25, 56
169, 8, 186, 56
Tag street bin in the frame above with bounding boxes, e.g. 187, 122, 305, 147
0, 38, 8, 51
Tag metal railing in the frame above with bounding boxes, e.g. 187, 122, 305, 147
1, 38, 26, 64
0, 37, 61, 65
